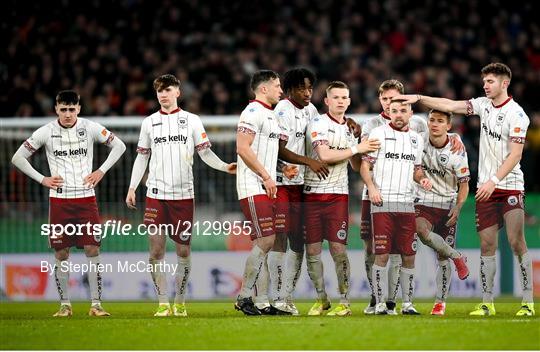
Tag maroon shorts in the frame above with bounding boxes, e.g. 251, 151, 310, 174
48, 196, 101, 250
144, 197, 194, 245
275, 185, 303, 234
475, 189, 525, 232
371, 212, 417, 256
415, 205, 457, 247
360, 199, 372, 240
239, 195, 276, 240
304, 194, 349, 245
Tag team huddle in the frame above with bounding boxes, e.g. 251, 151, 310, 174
11, 63, 534, 317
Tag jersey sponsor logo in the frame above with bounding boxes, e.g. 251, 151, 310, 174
51, 134, 62, 138
311, 132, 317, 137
384, 152, 416, 161
201, 132, 207, 139
53, 148, 88, 157
295, 131, 305, 138
100, 128, 108, 137
438, 154, 449, 166
268, 132, 280, 139
385, 137, 397, 141
481, 123, 502, 141
77, 128, 87, 140
422, 165, 446, 178
336, 229, 347, 240
152, 122, 163, 127
513, 127, 521, 133
507, 195, 518, 206
153, 134, 188, 144
460, 167, 469, 174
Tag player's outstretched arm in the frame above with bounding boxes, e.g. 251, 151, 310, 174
393, 94, 469, 115
236, 131, 276, 198
278, 140, 328, 180
315, 138, 379, 165
198, 148, 236, 174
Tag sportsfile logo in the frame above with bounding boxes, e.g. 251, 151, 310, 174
53, 148, 88, 157
153, 134, 188, 144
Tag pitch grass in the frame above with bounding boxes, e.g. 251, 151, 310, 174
1, 299, 538, 350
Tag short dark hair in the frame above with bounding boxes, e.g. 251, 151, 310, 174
378, 79, 404, 95
429, 109, 453, 122
481, 63, 512, 80
250, 70, 280, 92
55, 90, 80, 105
325, 81, 349, 95
153, 74, 180, 91
283, 68, 316, 93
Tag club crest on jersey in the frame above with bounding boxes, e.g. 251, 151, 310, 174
438, 154, 449, 166
77, 128, 87, 140
177, 117, 187, 128
180, 231, 191, 242
336, 229, 347, 240
496, 113, 505, 125
410, 136, 418, 148
507, 195, 518, 206
445, 235, 454, 246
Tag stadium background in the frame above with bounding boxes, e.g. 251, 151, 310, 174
1, 0, 539, 301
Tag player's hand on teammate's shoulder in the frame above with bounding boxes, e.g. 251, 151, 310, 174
226, 163, 237, 175
448, 134, 465, 154
307, 159, 329, 180
282, 164, 299, 180
357, 138, 380, 154
83, 170, 105, 189
41, 175, 64, 190
125, 188, 137, 210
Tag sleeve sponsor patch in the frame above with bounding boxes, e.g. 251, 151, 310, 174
101, 128, 108, 137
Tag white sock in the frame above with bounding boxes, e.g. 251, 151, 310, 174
283, 249, 303, 300
306, 254, 327, 301
400, 267, 415, 304
239, 245, 266, 298
387, 254, 401, 303
332, 252, 350, 304
426, 232, 460, 259
371, 264, 388, 304
516, 252, 533, 303
267, 251, 285, 302
364, 251, 375, 298
174, 256, 191, 304
150, 258, 168, 304
87, 255, 102, 305
480, 255, 496, 303
253, 257, 269, 304
436, 259, 451, 303
54, 259, 70, 305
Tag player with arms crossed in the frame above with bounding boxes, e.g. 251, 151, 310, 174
361, 99, 431, 315
396, 63, 534, 316
304, 81, 380, 316
126, 74, 235, 317
416, 110, 471, 315
234, 70, 290, 315
12, 90, 126, 317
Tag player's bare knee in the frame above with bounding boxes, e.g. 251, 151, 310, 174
401, 255, 415, 269
329, 242, 346, 256
84, 245, 99, 257
255, 235, 275, 253
306, 243, 322, 256
149, 247, 165, 260
272, 233, 287, 252
374, 253, 389, 266
55, 248, 70, 261
176, 244, 191, 257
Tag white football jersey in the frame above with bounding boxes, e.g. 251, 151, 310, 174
361, 113, 428, 200
466, 97, 529, 191
304, 113, 357, 195
23, 118, 115, 198
136, 108, 211, 200
237, 100, 285, 200
416, 137, 470, 209
363, 123, 424, 213
274, 99, 318, 186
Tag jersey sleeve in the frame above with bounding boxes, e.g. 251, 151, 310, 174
136, 118, 152, 155
452, 151, 471, 183
88, 121, 115, 146
415, 133, 424, 167
465, 97, 487, 116
308, 116, 329, 149
361, 119, 377, 140
275, 105, 293, 143
507, 109, 530, 144
24, 125, 49, 154
192, 116, 212, 151
237, 108, 258, 135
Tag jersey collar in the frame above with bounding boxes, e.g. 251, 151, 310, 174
57, 118, 78, 129
326, 112, 346, 125
286, 97, 305, 109
250, 99, 273, 110
159, 107, 181, 115
381, 111, 391, 120
429, 135, 449, 149
492, 96, 512, 108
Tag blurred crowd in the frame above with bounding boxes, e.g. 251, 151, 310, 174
2, 0, 540, 190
